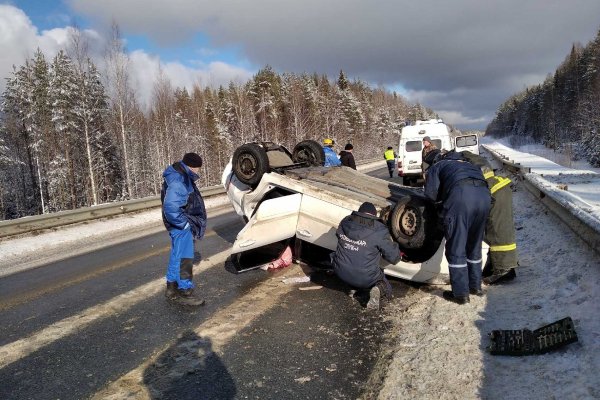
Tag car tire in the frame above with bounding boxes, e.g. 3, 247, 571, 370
232, 143, 270, 187
292, 140, 325, 166
389, 196, 430, 249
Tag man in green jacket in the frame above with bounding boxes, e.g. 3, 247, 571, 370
460, 150, 518, 284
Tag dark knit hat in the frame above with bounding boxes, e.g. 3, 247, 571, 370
358, 202, 377, 216
422, 136, 432, 142
344, 143, 354, 150
182, 152, 203, 168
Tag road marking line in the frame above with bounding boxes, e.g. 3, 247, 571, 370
91, 265, 306, 400
0, 246, 230, 370
0, 231, 219, 311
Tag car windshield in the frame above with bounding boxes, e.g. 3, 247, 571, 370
406, 141, 422, 151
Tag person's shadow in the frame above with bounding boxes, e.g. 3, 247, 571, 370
143, 331, 236, 400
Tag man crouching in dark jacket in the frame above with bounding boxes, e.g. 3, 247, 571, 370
332, 202, 403, 310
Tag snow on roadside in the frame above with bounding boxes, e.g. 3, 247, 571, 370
378, 141, 600, 399
0, 195, 232, 277
0, 209, 164, 277
482, 138, 600, 232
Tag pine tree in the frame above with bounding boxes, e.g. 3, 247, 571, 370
49, 50, 80, 210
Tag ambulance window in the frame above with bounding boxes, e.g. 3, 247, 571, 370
406, 141, 422, 151
432, 139, 442, 149
456, 135, 477, 147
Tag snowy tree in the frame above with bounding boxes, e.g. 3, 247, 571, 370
74, 59, 112, 205
104, 22, 136, 198
50, 50, 88, 210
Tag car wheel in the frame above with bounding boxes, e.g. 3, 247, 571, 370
402, 176, 412, 186
292, 140, 325, 166
389, 196, 429, 249
232, 143, 270, 187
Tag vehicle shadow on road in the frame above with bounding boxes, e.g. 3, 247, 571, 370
143, 331, 236, 400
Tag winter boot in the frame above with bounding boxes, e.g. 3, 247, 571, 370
483, 268, 516, 285
172, 288, 206, 307
165, 281, 178, 300
442, 290, 470, 305
366, 285, 381, 310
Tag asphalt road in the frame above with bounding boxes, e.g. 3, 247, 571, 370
0, 168, 413, 400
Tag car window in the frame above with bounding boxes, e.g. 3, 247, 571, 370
432, 139, 442, 149
456, 135, 478, 147
406, 141, 422, 152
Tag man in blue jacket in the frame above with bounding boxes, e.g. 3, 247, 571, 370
424, 151, 491, 304
161, 152, 207, 306
323, 138, 342, 167
332, 202, 403, 310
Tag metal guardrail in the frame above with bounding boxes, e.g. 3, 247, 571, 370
0, 158, 384, 239
482, 145, 600, 256
0, 185, 225, 239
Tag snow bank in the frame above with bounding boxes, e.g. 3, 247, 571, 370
482, 139, 600, 238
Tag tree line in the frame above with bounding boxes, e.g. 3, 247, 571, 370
486, 28, 600, 166
0, 27, 436, 220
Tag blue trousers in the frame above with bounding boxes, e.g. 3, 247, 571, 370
443, 182, 491, 297
167, 227, 195, 290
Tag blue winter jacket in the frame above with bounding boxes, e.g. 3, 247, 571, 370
333, 211, 401, 289
323, 146, 341, 167
161, 162, 207, 239
424, 151, 487, 203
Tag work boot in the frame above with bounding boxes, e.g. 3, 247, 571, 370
171, 288, 206, 307
483, 268, 516, 285
165, 281, 178, 300
442, 290, 470, 305
366, 285, 381, 310
469, 288, 484, 297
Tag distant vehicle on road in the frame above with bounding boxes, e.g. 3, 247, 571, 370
397, 119, 480, 186
222, 140, 488, 283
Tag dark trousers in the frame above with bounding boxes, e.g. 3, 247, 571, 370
386, 160, 395, 177
443, 181, 491, 296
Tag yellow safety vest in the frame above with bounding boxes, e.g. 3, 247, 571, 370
384, 149, 395, 160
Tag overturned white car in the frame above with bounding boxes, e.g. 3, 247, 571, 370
221, 140, 487, 283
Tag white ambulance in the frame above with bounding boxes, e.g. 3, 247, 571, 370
397, 119, 479, 186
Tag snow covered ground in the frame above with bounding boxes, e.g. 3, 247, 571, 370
483, 137, 600, 227
378, 137, 600, 399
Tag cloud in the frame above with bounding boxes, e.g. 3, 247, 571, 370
128, 51, 253, 109
0, 5, 69, 83
68, 0, 600, 129
0, 5, 254, 111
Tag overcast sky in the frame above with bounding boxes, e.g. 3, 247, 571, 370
2, 1, 600, 130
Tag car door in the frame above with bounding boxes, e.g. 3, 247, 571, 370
401, 140, 423, 176
230, 193, 302, 255
296, 193, 358, 251
454, 134, 479, 154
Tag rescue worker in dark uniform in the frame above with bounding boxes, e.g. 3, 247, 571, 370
459, 151, 518, 284
161, 152, 207, 306
332, 202, 403, 310
384, 146, 397, 178
424, 152, 491, 304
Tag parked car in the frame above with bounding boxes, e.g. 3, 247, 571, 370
222, 140, 488, 283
